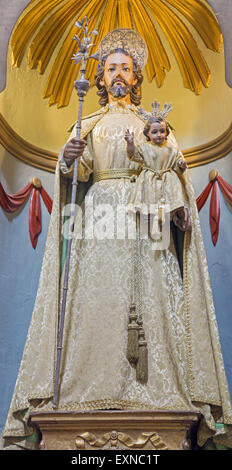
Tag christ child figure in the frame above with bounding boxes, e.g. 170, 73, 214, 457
124, 103, 191, 231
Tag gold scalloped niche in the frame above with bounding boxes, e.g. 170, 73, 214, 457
10, 0, 223, 107
0, 0, 232, 157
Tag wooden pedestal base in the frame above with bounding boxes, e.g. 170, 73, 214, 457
30, 410, 200, 450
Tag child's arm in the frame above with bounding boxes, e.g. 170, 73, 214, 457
124, 129, 144, 163
175, 152, 187, 174
124, 129, 135, 158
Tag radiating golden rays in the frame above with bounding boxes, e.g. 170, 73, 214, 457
10, 0, 222, 107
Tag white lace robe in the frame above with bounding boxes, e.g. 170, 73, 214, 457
2, 104, 232, 449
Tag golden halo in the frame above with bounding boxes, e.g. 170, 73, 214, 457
97, 28, 148, 69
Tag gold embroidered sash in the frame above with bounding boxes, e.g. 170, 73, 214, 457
93, 168, 141, 183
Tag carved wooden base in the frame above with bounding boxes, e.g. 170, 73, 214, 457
30, 410, 200, 450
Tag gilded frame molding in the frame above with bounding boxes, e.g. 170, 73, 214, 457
0, 113, 57, 173
0, 113, 231, 173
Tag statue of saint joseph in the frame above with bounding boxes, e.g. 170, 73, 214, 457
2, 29, 232, 450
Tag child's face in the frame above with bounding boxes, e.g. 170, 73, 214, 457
147, 121, 167, 146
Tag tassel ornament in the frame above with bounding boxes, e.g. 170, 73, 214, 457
126, 303, 139, 367
136, 322, 148, 384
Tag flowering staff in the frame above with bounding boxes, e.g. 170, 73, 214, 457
53, 17, 98, 409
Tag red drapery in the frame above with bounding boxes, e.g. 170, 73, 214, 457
0, 181, 52, 248
1, 174, 232, 248
196, 174, 232, 246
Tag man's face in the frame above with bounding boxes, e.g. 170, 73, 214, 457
100, 52, 137, 102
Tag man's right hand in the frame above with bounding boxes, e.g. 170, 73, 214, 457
63, 137, 87, 166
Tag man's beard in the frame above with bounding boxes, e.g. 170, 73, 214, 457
107, 78, 132, 99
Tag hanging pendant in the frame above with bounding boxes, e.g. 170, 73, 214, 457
126, 303, 139, 367
136, 322, 148, 384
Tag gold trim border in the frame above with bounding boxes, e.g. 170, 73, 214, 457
184, 123, 232, 168
0, 113, 231, 173
0, 113, 57, 173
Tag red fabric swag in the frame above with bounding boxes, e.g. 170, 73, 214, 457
0, 182, 33, 212
210, 180, 220, 246
197, 174, 232, 246
29, 187, 42, 249
0, 181, 53, 248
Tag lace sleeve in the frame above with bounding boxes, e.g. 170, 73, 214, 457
128, 145, 144, 164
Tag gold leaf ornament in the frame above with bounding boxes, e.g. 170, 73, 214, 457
75, 431, 168, 449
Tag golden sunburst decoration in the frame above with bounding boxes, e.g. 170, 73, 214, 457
10, 0, 222, 108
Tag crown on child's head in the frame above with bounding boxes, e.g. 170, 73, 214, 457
137, 100, 173, 122
151, 100, 173, 119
